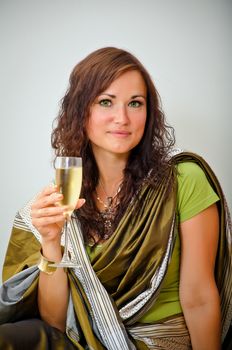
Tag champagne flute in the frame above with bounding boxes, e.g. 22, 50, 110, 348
51, 156, 82, 268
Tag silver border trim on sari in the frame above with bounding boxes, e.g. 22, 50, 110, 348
0, 266, 39, 323
7, 148, 232, 345
69, 219, 136, 350
18, 204, 135, 349
119, 215, 176, 321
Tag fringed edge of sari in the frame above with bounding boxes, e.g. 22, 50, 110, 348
128, 315, 191, 350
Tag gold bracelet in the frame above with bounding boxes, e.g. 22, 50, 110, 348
38, 250, 57, 275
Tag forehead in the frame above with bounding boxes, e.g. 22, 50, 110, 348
102, 70, 147, 94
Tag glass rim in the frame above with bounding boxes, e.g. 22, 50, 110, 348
54, 156, 82, 168
56, 156, 82, 160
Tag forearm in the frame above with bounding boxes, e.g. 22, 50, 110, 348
31, 187, 85, 332
38, 241, 69, 332
183, 293, 221, 350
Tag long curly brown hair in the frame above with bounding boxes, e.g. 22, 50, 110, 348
51, 47, 175, 242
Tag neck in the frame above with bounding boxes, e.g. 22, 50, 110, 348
94, 151, 127, 191
92, 152, 127, 212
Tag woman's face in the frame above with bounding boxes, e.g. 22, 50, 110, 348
86, 70, 147, 159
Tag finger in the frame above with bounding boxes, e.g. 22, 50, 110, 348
75, 198, 86, 209
31, 214, 66, 228
36, 184, 58, 200
31, 205, 69, 219
32, 192, 63, 210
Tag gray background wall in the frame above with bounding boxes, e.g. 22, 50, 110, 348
0, 0, 231, 281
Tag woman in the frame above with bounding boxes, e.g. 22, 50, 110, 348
0, 47, 231, 349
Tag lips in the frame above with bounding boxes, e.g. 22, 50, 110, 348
108, 130, 131, 136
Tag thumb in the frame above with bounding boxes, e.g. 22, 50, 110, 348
75, 198, 86, 209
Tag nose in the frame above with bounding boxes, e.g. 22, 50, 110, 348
114, 104, 129, 125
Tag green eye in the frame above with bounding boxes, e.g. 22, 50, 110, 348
99, 99, 112, 107
129, 101, 141, 108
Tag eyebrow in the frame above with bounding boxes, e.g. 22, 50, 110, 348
100, 93, 146, 99
131, 94, 146, 99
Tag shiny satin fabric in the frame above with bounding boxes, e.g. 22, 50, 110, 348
88, 168, 177, 320
1, 152, 231, 349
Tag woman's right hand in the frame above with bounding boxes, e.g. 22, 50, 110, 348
31, 185, 67, 244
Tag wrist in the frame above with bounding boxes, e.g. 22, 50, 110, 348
41, 240, 63, 262
38, 250, 57, 275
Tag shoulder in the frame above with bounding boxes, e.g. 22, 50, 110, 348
176, 161, 208, 188
175, 161, 219, 223
177, 161, 206, 177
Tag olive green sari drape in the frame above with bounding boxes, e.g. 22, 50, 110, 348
0, 152, 231, 349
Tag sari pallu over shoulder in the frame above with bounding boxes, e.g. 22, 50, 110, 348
0, 151, 231, 349
69, 151, 232, 347
0, 215, 111, 349
0, 167, 177, 349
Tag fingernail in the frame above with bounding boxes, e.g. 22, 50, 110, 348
51, 193, 62, 200
79, 199, 86, 205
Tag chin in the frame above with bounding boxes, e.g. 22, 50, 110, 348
109, 146, 134, 156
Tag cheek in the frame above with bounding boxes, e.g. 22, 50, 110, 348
86, 125, 98, 142
86, 112, 100, 132
134, 116, 147, 142
135, 114, 147, 132
87, 110, 106, 129
85, 119, 96, 141
86, 116, 104, 143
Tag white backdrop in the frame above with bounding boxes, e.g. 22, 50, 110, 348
0, 0, 231, 281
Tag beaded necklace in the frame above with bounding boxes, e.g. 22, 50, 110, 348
96, 179, 122, 239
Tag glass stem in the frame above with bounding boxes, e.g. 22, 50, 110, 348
62, 218, 70, 261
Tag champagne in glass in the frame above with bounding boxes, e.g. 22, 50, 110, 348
56, 167, 82, 216
51, 156, 82, 268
